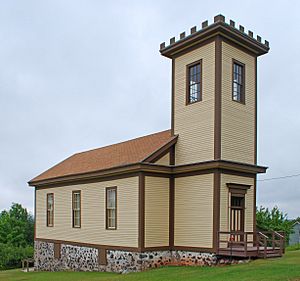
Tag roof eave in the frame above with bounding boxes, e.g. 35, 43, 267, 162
29, 160, 267, 188
28, 162, 171, 187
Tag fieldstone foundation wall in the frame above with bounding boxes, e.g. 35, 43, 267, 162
34, 241, 248, 273
34, 241, 99, 271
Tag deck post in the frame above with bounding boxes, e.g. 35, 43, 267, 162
244, 233, 247, 256
280, 236, 283, 256
217, 231, 219, 254
264, 237, 267, 258
256, 232, 259, 255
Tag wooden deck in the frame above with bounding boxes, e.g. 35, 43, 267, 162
217, 231, 285, 258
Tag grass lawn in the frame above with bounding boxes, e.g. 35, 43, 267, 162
1, 250, 300, 281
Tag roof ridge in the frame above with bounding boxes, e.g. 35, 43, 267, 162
74, 129, 171, 156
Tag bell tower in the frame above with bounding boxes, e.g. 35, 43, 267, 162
160, 15, 269, 251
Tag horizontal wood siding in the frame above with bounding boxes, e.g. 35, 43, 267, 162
36, 176, 139, 247
144, 176, 169, 248
154, 153, 170, 165
174, 42, 215, 165
220, 174, 254, 233
174, 174, 214, 248
221, 42, 255, 164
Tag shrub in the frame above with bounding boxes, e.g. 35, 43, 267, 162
0, 243, 33, 270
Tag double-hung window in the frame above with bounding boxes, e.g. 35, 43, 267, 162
106, 187, 117, 230
232, 60, 245, 103
46, 193, 54, 227
187, 61, 202, 104
72, 191, 81, 228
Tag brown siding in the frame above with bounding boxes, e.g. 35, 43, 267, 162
36, 176, 139, 247
174, 174, 214, 248
144, 176, 169, 248
221, 42, 256, 164
220, 174, 255, 233
174, 42, 215, 165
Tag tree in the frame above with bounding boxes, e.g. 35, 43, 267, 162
0, 203, 34, 269
0, 203, 34, 247
256, 206, 293, 243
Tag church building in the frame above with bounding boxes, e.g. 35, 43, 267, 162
29, 15, 284, 273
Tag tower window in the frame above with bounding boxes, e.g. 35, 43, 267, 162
187, 60, 202, 104
232, 60, 245, 103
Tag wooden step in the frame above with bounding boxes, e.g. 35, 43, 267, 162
258, 251, 282, 258
266, 253, 282, 258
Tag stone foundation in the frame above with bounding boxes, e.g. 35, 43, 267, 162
34, 241, 249, 273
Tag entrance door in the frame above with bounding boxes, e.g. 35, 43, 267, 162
230, 196, 245, 241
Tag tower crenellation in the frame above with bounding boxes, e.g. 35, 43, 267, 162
160, 14, 269, 52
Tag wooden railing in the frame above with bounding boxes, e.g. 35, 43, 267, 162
218, 231, 256, 257
22, 258, 34, 272
217, 231, 285, 258
257, 231, 285, 258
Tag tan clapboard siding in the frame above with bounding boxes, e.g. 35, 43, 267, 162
144, 176, 169, 248
36, 176, 139, 247
221, 42, 255, 164
154, 152, 170, 165
220, 174, 254, 233
174, 42, 215, 165
174, 174, 214, 248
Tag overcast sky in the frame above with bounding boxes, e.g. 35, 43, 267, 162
0, 0, 299, 218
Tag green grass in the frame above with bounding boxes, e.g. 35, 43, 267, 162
287, 243, 300, 251
1, 250, 300, 281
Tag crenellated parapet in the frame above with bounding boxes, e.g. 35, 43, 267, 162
160, 14, 269, 58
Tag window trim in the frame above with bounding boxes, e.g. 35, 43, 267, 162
72, 190, 81, 228
46, 193, 54, 227
105, 186, 117, 230
232, 59, 245, 104
186, 59, 203, 105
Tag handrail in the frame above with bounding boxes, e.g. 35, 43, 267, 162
274, 231, 284, 239
258, 232, 268, 239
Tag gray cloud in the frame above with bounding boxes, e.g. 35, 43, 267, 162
0, 0, 299, 218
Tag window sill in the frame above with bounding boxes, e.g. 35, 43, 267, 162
232, 99, 245, 105
186, 99, 202, 106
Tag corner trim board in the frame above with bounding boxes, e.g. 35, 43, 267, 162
213, 171, 221, 252
138, 173, 145, 251
214, 36, 222, 160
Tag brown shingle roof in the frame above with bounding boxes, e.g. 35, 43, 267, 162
30, 129, 176, 183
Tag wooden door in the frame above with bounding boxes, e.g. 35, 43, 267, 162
230, 196, 245, 242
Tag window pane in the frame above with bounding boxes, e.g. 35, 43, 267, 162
74, 210, 80, 227
231, 196, 243, 207
107, 189, 116, 208
47, 194, 53, 210
74, 193, 80, 209
188, 63, 201, 103
108, 209, 116, 228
